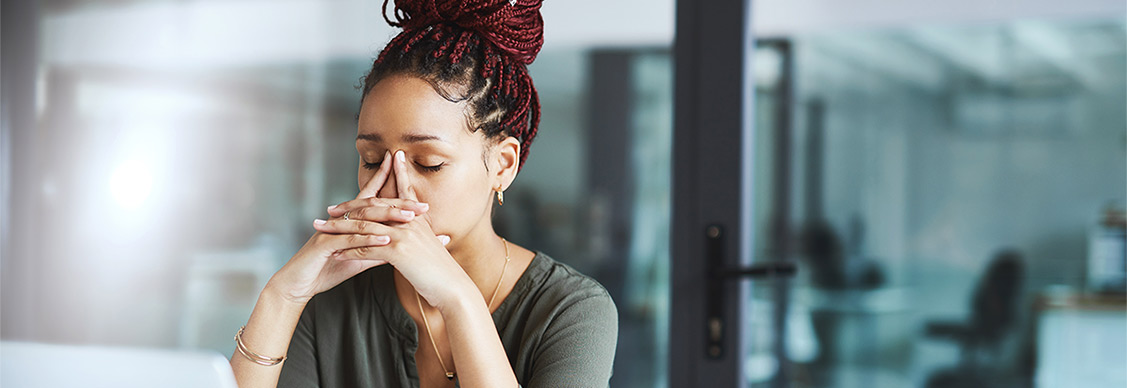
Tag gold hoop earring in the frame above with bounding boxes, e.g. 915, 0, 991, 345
495, 190, 504, 206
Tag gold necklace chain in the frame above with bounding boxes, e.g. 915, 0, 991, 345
414, 237, 510, 381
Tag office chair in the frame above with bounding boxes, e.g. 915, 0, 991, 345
924, 249, 1029, 388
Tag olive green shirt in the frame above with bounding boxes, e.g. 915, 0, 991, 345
276, 252, 618, 387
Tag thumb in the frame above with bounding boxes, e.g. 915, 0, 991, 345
357, 151, 392, 199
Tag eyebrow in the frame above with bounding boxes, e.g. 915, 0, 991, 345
356, 133, 448, 144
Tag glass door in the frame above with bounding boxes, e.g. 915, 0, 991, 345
672, 2, 1126, 388
747, 17, 1127, 388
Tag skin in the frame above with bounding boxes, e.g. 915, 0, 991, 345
231, 74, 533, 388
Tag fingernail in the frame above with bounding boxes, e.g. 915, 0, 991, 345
327, 205, 338, 212
396, 150, 405, 162
376, 235, 391, 244
418, 202, 429, 211
400, 210, 415, 218
437, 235, 451, 245
314, 219, 327, 226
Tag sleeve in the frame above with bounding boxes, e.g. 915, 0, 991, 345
527, 291, 619, 387
276, 299, 320, 388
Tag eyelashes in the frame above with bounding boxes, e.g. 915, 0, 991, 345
362, 160, 382, 170
418, 163, 445, 172
361, 159, 445, 172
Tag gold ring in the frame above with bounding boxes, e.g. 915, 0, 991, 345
343, 211, 351, 220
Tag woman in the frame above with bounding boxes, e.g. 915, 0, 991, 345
229, 0, 618, 387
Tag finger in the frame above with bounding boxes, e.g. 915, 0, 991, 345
393, 150, 418, 201
344, 206, 418, 224
333, 245, 392, 262
313, 218, 400, 236
319, 232, 392, 255
327, 197, 429, 218
356, 151, 393, 200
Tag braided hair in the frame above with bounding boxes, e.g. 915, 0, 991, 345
361, 0, 544, 168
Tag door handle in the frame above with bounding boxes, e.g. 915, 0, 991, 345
704, 224, 796, 359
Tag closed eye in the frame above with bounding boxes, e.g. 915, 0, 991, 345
362, 159, 385, 170
418, 162, 445, 172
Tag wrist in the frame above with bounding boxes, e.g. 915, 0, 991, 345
435, 279, 485, 317
262, 280, 310, 310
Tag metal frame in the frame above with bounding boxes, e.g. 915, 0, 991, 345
587, 49, 638, 387
670, 0, 757, 386
759, 38, 796, 388
1, 0, 42, 340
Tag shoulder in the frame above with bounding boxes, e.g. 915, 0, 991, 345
516, 252, 618, 336
529, 252, 616, 313
510, 253, 618, 386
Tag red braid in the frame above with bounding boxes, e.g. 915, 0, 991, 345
368, 0, 544, 167
383, 0, 544, 64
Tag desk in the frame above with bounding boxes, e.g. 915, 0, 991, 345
1035, 293, 1127, 388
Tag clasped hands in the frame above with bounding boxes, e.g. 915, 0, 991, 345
308, 149, 468, 309
319, 149, 447, 254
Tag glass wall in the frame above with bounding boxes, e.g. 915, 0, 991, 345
2, 1, 674, 387
748, 18, 1127, 388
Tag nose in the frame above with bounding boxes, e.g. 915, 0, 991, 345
377, 171, 399, 199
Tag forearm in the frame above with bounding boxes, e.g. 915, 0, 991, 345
441, 293, 519, 388
230, 283, 307, 388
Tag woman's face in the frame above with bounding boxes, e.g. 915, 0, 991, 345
356, 75, 505, 244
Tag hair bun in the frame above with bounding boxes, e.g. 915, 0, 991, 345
383, 0, 544, 64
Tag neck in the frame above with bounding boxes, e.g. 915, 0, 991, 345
443, 217, 507, 302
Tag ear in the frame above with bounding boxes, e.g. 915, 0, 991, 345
492, 136, 521, 191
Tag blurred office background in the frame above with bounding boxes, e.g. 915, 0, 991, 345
2, 0, 1124, 387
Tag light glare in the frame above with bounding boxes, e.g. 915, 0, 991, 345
110, 160, 153, 209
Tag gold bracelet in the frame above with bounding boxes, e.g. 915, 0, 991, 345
234, 326, 286, 366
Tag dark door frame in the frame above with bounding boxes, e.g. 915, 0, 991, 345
669, 0, 758, 386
